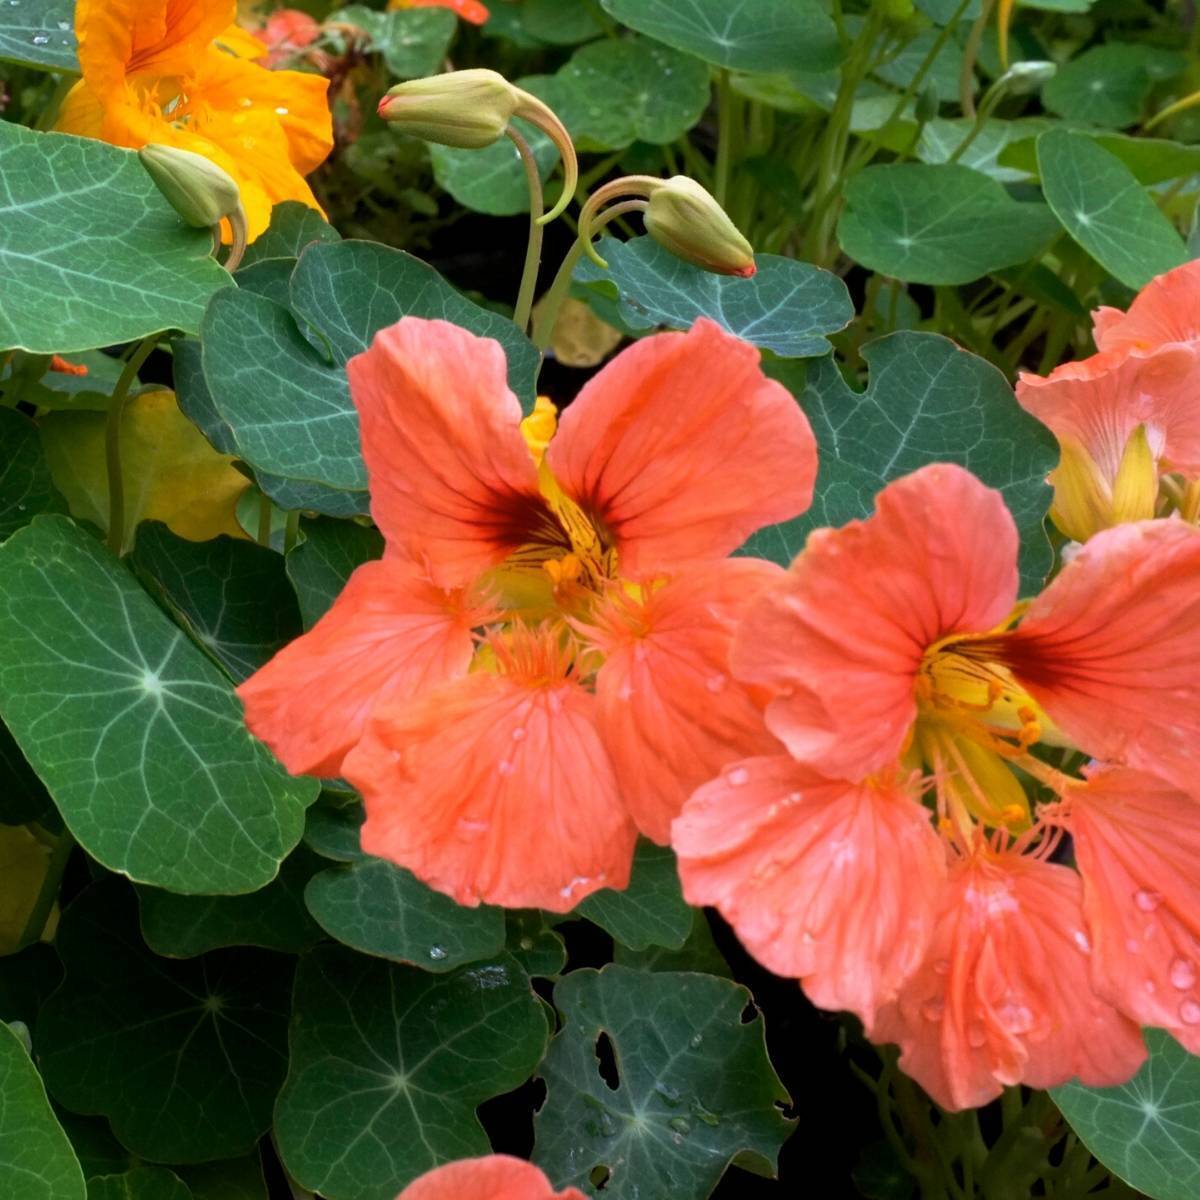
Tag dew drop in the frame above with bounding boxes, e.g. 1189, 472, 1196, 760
1144, 979, 1157, 995
274, 105, 289, 115
654, 1081, 682, 1107
668, 1116, 691, 1136
998, 1002, 1034, 1035
1170, 957, 1196, 991
921, 998, 944, 1022
510, 726, 526, 742
966, 1021, 987, 1049
428, 944, 447, 961
689, 1033, 703, 1048
1126, 938, 1143, 955
1179, 999, 1200, 1026
455, 816, 489, 836
56, 19, 69, 30
1134, 889, 1163, 913
1073, 929, 1092, 954
727, 766, 749, 787
30, 32, 49, 45
933, 958, 951, 975
238, 96, 253, 108
497, 758, 515, 776
705, 673, 727, 694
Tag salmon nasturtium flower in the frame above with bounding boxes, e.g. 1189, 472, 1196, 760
388, 0, 490, 25
239, 317, 816, 910
674, 463, 1200, 1109
1017, 260, 1200, 539
56, 0, 333, 241
397, 1155, 584, 1200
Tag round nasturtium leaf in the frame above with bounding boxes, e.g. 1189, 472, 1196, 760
1054, 1031, 1200, 1200
274, 946, 550, 1200
0, 1020, 85, 1200
38, 880, 293, 1164
533, 965, 794, 1198
576, 841, 693, 952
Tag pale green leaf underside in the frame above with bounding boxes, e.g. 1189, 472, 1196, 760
0, 516, 315, 894
0, 124, 232, 354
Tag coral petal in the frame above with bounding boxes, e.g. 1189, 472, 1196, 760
673, 758, 946, 1027
237, 559, 474, 777
546, 319, 817, 577
733, 464, 1019, 780
588, 558, 785, 843
873, 853, 1146, 1111
1092, 260, 1200, 358
346, 659, 637, 911
1069, 766, 1200, 1054
347, 319, 545, 587
398, 1155, 586, 1200
1006, 519, 1200, 796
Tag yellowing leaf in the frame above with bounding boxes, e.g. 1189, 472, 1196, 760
534, 296, 623, 368
0, 826, 53, 953
40, 390, 250, 554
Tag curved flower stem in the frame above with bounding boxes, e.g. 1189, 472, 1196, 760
959, 0, 997, 120
105, 336, 158, 557
714, 70, 734, 208
531, 199, 650, 355
508, 127, 544, 334
17, 828, 74, 950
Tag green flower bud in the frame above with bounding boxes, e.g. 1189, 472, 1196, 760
138, 144, 241, 228
377, 69, 519, 149
643, 177, 756, 277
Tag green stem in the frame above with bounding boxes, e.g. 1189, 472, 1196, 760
18, 829, 74, 950
283, 509, 301, 556
507, 127, 544, 334
959, 0, 998, 119
531, 199, 649, 354
257, 494, 273, 548
105, 337, 158, 557
714, 70, 734, 208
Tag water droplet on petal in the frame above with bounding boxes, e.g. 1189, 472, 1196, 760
498, 758, 515, 776
933, 958, 950, 975
921, 998, 944, 1022
998, 1002, 1034, 1034
1170, 957, 1196, 991
1073, 930, 1091, 953
428, 944, 447, 961
705, 673, 727, 694
1144, 979, 1157, 995
510, 726, 526, 741
1134, 889, 1163, 913
727, 767, 749, 787
967, 1021, 987, 1048
275, 105, 289, 115
1179, 999, 1200, 1025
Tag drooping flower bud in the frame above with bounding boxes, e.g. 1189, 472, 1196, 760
643, 176, 756, 278
138, 144, 241, 228
377, 69, 519, 149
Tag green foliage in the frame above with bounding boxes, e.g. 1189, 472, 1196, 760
0, 126, 232, 354
39, 881, 292, 1163
0, 517, 315, 893
334, 7, 457, 79
0, 1020, 86, 1200
533, 966, 794, 1197
0, 408, 64, 540
575, 236, 853, 357
576, 841, 693, 952
0, 0, 77, 72
1053, 1032, 1200, 1200
87, 1168, 193, 1200
275, 947, 550, 1199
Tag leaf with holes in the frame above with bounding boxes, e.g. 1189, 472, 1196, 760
574, 237, 852, 358
137, 846, 325, 958
87, 1168, 193, 1200
1037, 128, 1187, 290
275, 945, 550, 1200
0, 0, 77, 72
740, 333, 1056, 591
0, 1020, 85, 1200
533, 965, 793, 1197
131, 524, 303, 683
38, 880, 292, 1163
286, 517, 384, 629
576, 841, 692, 952
0, 125, 232, 354
0, 408, 63, 542
0, 516, 316, 894
1053, 1030, 1200, 1200
304, 857, 506, 972
837, 163, 1060, 284
599, 0, 840, 73
200, 240, 540, 497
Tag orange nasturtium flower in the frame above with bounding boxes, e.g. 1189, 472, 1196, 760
1016, 260, 1200, 540
397, 1155, 585, 1200
673, 463, 1200, 1109
238, 317, 817, 911
55, 0, 334, 241
388, 0, 491, 25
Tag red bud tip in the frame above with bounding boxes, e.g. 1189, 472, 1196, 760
733, 263, 757, 278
